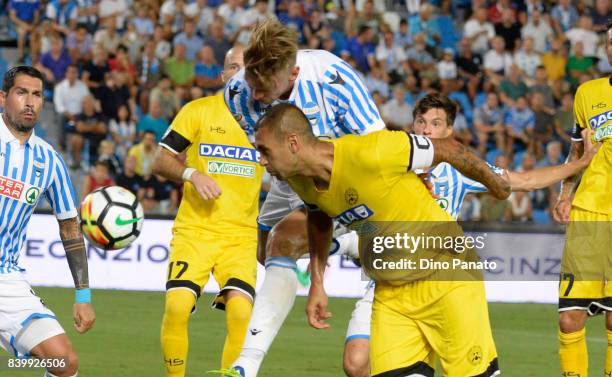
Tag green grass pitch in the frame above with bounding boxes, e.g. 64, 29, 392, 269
5, 287, 607, 376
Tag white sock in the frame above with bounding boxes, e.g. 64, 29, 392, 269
232, 257, 298, 377
332, 231, 359, 259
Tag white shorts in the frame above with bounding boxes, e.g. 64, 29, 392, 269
258, 177, 305, 230
0, 273, 65, 357
346, 282, 375, 341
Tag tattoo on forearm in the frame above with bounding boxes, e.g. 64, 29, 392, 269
560, 141, 584, 197
64, 238, 89, 289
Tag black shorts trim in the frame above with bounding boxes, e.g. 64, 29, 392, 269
211, 278, 256, 311
372, 361, 434, 377
473, 357, 500, 377
166, 280, 202, 298
559, 298, 610, 315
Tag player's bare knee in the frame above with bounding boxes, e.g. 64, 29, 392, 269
343, 342, 369, 377
559, 310, 587, 333
266, 226, 306, 260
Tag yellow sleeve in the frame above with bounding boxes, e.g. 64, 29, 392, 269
169, 101, 202, 142
375, 130, 412, 177
573, 86, 587, 130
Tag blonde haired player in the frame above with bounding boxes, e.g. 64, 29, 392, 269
253, 103, 510, 376
224, 19, 383, 377
153, 45, 263, 377
552, 21, 612, 377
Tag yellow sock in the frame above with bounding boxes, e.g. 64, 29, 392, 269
161, 290, 196, 377
221, 295, 253, 368
605, 330, 612, 377
559, 328, 588, 377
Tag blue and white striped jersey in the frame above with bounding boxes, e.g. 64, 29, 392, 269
0, 115, 78, 274
430, 162, 505, 219
224, 49, 385, 140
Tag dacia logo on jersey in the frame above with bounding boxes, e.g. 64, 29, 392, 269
589, 110, 612, 141
335, 204, 374, 226
199, 143, 260, 163
303, 102, 321, 128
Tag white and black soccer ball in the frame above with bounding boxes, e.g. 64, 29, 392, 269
80, 186, 144, 250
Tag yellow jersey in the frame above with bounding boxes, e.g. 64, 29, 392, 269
160, 94, 263, 235
572, 77, 612, 214
288, 131, 470, 283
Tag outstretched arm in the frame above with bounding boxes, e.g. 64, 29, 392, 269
430, 137, 511, 200
305, 207, 333, 330
509, 129, 597, 192
58, 217, 96, 334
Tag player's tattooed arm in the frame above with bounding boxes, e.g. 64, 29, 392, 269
431, 137, 511, 200
59, 217, 89, 289
153, 146, 188, 182
558, 139, 585, 201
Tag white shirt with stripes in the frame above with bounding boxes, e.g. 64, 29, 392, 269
0, 115, 78, 274
224, 49, 385, 140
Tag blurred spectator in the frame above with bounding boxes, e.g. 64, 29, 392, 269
39, 34, 72, 85
66, 24, 94, 65
116, 155, 145, 199
455, 38, 483, 100
185, 0, 215, 35
97, 140, 122, 177
474, 92, 505, 156
521, 10, 554, 53
463, 6, 495, 55
347, 0, 382, 37
437, 48, 457, 80
376, 29, 408, 84
9, 0, 42, 62
528, 66, 555, 110
45, 0, 78, 35
159, 0, 186, 34
82, 46, 110, 94
278, 1, 306, 44
509, 191, 532, 221
218, 0, 245, 41
149, 76, 180, 121
408, 3, 441, 50
132, 5, 155, 37
164, 43, 195, 88
513, 37, 540, 79
394, 19, 412, 49
553, 92, 574, 145
128, 131, 157, 178
237, 0, 272, 46
499, 64, 528, 107
504, 96, 534, 155
173, 19, 203, 62
194, 45, 223, 94
54, 64, 90, 150
345, 25, 376, 73
494, 8, 521, 52
203, 20, 232, 68
541, 38, 567, 83
96, 71, 132, 121
405, 33, 435, 75
381, 84, 413, 131
530, 92, 555, 160
459, 194, 482, 221
81, 160, 115, 198
136, 40, 162, 89
566, 41, 595, 87
596, 37, 612, 73
153, 24, 172, 61
550, 0, 579, 34
137, 100, 170, 142
452, 104, 472, 146
73, 95, 107, 167
591, 0, 612, 33
565, 16, 600, 58
483, 36, 512, 85
121, 22, 143, 62
151, 175, 179, 214
109, 104, 137, 159
108, 45, 137, 86
488, 0, 517, 25
94, 17, 121, 55
98, 0, 128, 29
75, 0, 98, 33
480, 192, 512, 221
304, 8, 326, 42
537, 140, 565, 204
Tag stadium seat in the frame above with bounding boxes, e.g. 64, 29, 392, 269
533, 209, 551, 224
436, 15, 460, 51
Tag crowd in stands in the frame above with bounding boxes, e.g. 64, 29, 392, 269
1, 0, 610, 223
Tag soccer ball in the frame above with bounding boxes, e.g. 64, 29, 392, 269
80, 186, 144, 250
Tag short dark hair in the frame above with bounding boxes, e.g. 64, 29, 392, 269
412, 93, 458, 126
255, 103, 315, 141
3, 66, 45, 92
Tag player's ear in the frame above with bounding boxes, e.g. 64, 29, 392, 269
287, 133, 299, 153
290, 66, 299, 80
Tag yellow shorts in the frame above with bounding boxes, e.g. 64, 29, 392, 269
371, 280, 499, 377
166, 229, 257, 310
559, 207, 612, 315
